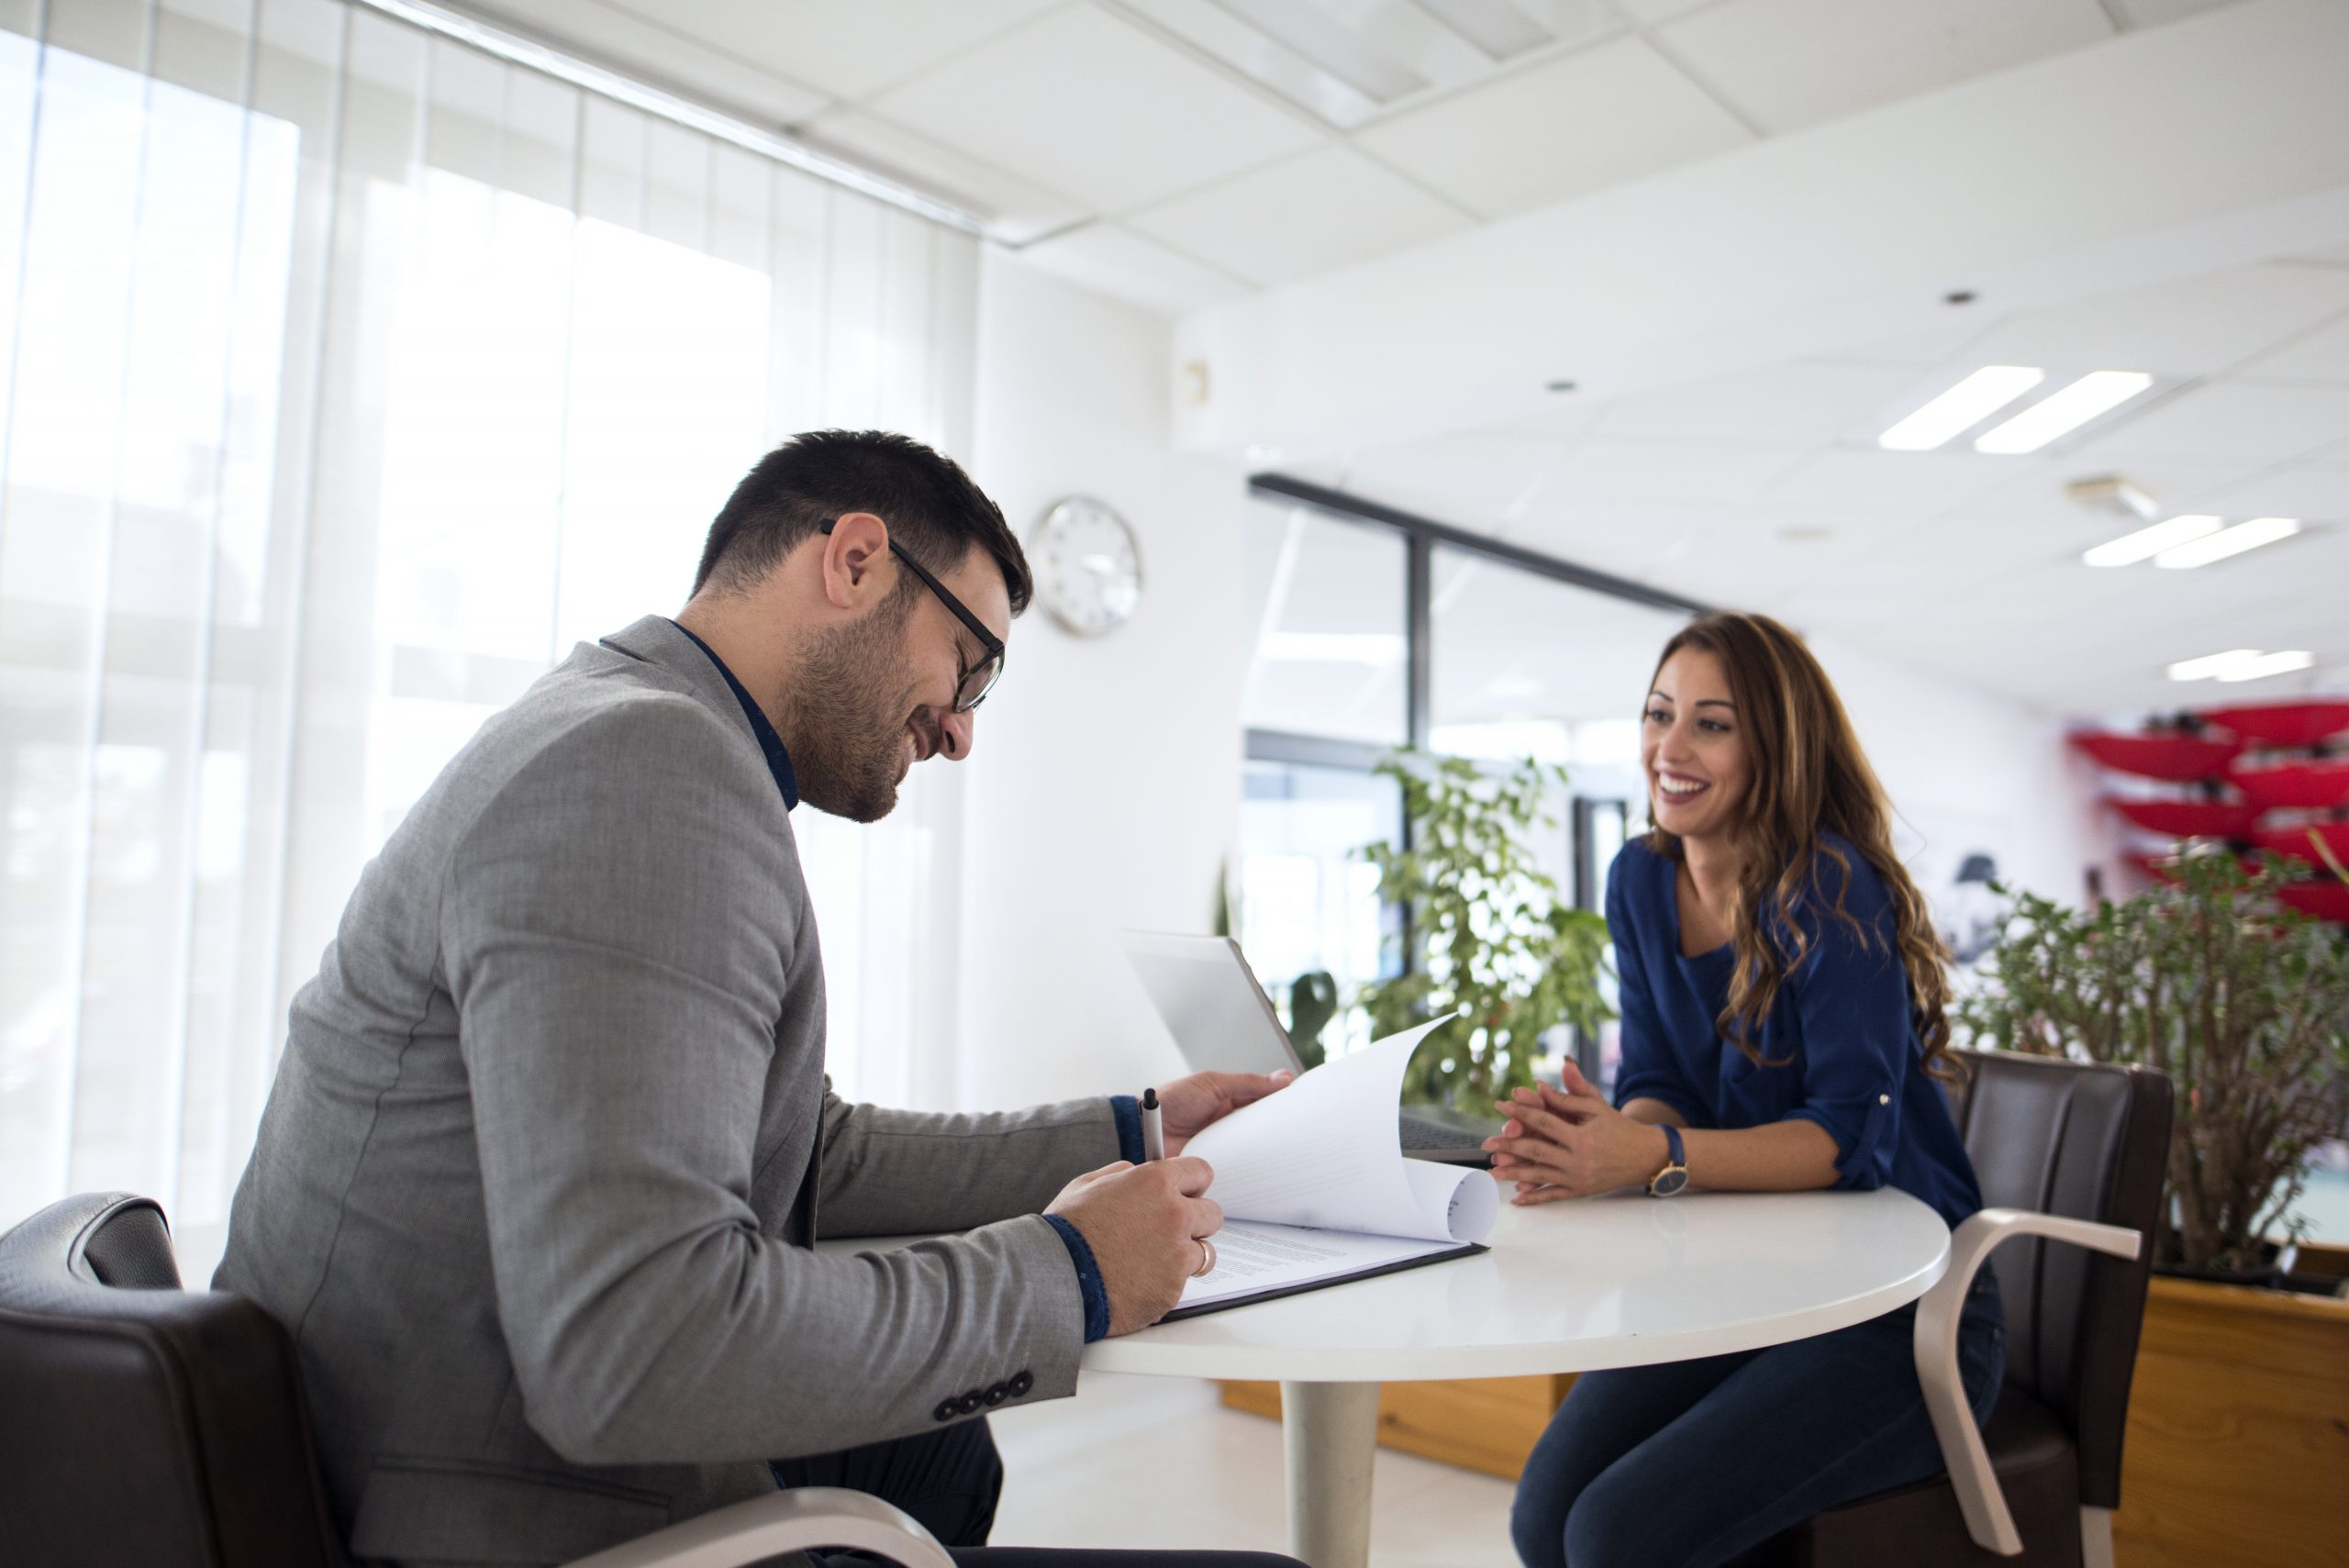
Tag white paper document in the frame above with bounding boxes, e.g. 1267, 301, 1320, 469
1169, 1017, 1498, 1317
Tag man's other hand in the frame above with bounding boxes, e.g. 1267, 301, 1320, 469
1153, 1069, 1292, 1155
1045, 1158, 1222, 1335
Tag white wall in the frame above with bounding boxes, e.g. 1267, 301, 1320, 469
955, 253, 1250, 1111
1810, 633, 2121, 915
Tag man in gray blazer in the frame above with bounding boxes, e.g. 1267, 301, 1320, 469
217, 431, 1299, 1568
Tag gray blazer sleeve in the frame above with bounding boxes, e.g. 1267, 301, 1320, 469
813, 1091, 1125, 1239
441, 696, 1087, 1466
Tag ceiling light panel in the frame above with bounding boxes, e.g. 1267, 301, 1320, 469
1130, 0, 1592, 128
1877, 366, 2043, 451
1973, 371, 2154, 454
1212, 0, 1431, 101
2166, 649, 2261, 682
2216, 650, 2315, 683
1408, 0, 1553, 59
2153, 516, 2303, 569
2081, 514, 2221, 568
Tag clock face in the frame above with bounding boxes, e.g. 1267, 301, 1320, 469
1032, 496, 1141, 638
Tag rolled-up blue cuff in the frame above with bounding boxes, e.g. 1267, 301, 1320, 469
1041, 1212, 1112, 1342
1109, 1094, 1145, 1164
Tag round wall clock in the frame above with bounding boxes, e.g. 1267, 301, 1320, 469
1031, 495, 1141, 638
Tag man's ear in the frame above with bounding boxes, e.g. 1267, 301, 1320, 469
818, 511, 891, 610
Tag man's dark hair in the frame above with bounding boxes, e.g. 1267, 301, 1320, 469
693, 429, 1032, 614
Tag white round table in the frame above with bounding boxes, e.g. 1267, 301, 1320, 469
1085, 1188, 1950, 1568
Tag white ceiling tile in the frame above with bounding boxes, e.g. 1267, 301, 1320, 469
1537, 436, 1807, 506
869, 6, 1322, 211
1125, 145, 1470, 287
2200, 465, 2349, 523
2240, 307, 2349, 386
2110, 0, 2249, 28
797, 106, 1085, 244
1353, 36, 1752, 220
600, 0, 1063, 101
1592, 360, 1928, 448
463, 0, 833, 121
1958, 265, 2349, 383
1759, 445, 2020, 511
1609, 0, 1722, 21
2072, 381, 2349, 468
1655, 0, 2113, 137
1013, 220, 1251, 316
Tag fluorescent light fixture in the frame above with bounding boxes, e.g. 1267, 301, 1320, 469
1263, 632, 1407, 666
1410, 0, 1553, 60
1878, 366, 2043, 450
2167, 649, 2262, 682
2082, 514, 2221, 567
2153, 516, 2302, 569
1974, 371, 2153, 454
2217, 650, 2315, 683
1215, 0, 1430, 103
2166, 648, 2317, 683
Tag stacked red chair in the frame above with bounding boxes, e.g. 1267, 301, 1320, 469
2073, 702, 2349, 923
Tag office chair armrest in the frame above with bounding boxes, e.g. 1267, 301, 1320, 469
561, 1485, 955, 1568
1916, 1207, 2142, 1557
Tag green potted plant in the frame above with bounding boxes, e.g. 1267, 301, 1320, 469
1956, 853, 2349, 1279
1355, 752, 1614, 1117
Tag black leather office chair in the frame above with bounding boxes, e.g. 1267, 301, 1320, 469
1759, 1048, 2174, 1568
0, 1191, 952, 1568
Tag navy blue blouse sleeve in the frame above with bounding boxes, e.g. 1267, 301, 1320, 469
1606, 850, 1707, 1126
1778, 847, 1910, 1190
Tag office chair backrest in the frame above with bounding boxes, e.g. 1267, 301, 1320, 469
1946, 1049, 2173, 1511
0, 1191, 346, 1568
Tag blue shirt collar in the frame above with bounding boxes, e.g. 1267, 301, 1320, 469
668, 619, 798, 811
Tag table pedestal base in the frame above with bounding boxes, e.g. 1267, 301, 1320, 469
1279, 1381, 1380, 1568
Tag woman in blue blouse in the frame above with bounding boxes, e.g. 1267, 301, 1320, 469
1491, 611, 2005, 1568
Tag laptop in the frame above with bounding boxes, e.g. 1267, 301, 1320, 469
1121, 931, 1497, 1166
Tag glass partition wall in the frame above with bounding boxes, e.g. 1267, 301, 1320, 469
1239, 475, 1706, 1085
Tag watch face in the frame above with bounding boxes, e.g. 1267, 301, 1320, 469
1651, 1167, 1689, 1197
1033, 496, 1141, 638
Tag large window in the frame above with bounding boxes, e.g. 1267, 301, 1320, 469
0, 0, 976, 1262
1237, 477, 1704, 1081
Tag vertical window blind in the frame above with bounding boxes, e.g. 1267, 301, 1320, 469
0, 0, 978, 1268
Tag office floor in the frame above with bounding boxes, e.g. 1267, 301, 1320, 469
990, 1373, 1521, 1566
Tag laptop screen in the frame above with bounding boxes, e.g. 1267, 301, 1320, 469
1121, 932, 1302, 1079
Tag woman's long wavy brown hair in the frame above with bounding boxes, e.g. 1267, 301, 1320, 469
1644, 612, 1956, 1080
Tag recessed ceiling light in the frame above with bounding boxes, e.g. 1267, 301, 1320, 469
1777, 525, 1833, 542
2166, 648, 2315, 682
2082, 514, 2221, 567
2216, 650, 2315, 683
1878, 366, 2043, 451
2153, 516, 2301, 569
2167, 649, 2262, 682
1974, 371, 2153, 454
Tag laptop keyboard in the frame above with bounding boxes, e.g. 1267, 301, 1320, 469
1398, 1112, 1486, 1150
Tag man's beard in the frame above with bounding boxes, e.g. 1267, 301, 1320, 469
785, 595, 928, 823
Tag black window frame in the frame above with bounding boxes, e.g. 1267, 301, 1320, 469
1241, 472, 1715, 1081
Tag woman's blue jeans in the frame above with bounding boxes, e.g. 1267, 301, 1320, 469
1509, 1272, 2006, 1568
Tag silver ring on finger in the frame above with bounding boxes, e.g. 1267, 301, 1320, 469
1192, 1238, 1217, 1278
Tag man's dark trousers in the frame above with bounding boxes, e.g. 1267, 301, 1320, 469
775, 1420, 1302, 1567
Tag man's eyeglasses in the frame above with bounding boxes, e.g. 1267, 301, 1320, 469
819, 520, 1006, 712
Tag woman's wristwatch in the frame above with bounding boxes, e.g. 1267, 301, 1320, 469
1647, 1125, 1690, 1197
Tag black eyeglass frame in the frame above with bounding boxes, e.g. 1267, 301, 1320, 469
818, 519, 1007, 712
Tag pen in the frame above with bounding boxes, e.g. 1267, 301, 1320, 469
1141, 1086, 1164, 1162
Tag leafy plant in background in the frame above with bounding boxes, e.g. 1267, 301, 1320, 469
1955, 853, 2349, 1274
1356, 751, 1614, 1116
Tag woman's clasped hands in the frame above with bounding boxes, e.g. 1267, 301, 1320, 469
1485, 1060, 1675, 1205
